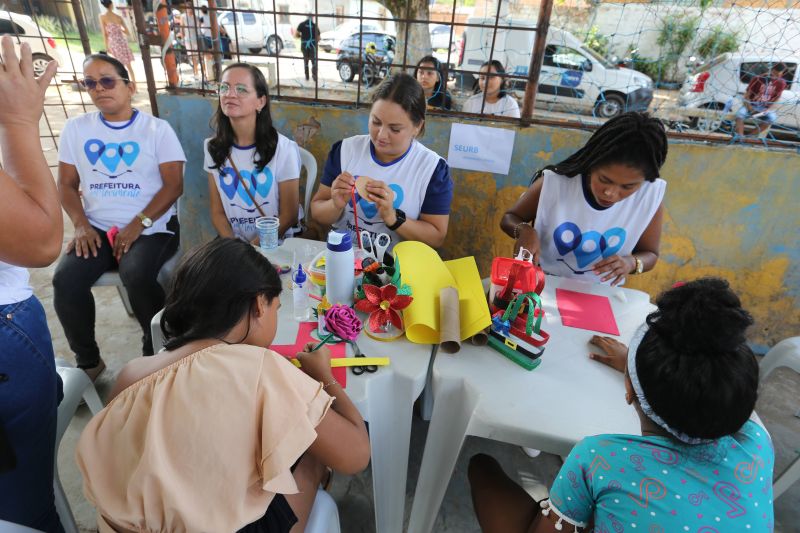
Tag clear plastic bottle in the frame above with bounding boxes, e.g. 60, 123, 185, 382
292, 264, 310, 322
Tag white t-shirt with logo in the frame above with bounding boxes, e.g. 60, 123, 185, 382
462, 94, 521, 118
59, 110, 186, 235
203, 133, 301, 242
0, 262, 32, 305
321, 135, 453, 250
533, 170, 666, 284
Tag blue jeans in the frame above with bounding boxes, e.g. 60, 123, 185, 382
0, 296, 64, 533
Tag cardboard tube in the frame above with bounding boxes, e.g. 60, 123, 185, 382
439, 286, 461, 353
469, 328, 489, 346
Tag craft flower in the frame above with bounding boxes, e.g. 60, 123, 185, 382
355, 284, 413, 332
324, 304, 362, 341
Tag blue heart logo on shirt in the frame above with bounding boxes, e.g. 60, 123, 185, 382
84, 139, 140, 173
554, 222, 627, 268
354, 184, 404, 219
220, 166, 274, 209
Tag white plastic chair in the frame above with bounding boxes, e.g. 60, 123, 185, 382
760, 336, 800, 500
93, 271, 134, 317
54, 364, 104, 533
299, 147, 318, 224
306, 489, 341, 533
150, 309, 165, 354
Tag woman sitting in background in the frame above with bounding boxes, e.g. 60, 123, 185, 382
76, 238, 370, 533
462, 60, 520, 118
415, 55, 452, 111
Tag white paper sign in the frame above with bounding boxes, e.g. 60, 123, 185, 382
447, 123, 516, 175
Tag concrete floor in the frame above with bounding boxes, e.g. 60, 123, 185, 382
28, 231, 799, 532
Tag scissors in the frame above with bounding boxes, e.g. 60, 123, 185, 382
359, 231, 391, 263
350, 341, 377, 375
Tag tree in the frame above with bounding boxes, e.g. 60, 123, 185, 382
376, 0, 432, 71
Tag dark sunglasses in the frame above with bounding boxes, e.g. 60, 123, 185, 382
80, 76, 129, 90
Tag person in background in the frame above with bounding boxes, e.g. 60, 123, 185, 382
295, 14, 320, 82
415, 55, 452, 111
500, 112, 668, 286
205, 63, 301, 242
181, 3, 202, 77
469, 278, 773, 533
53, 53, 185, 380
100, 0, 136, 84
462, 60, 520, 118
311, 73, 453, 249
76, 238, 370, 532
734, 62, 787, 137
0, 36, 64, 532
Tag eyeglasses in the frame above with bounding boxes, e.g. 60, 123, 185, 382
80, 77, 128, 91
218, 83, 252, 97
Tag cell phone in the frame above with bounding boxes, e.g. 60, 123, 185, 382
106, 225, 119, 247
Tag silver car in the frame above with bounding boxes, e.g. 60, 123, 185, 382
0, 11, 63, 77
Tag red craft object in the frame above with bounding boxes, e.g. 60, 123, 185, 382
355, 284, 413, 332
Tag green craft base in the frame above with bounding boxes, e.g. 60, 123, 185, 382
487, 336, 543, 371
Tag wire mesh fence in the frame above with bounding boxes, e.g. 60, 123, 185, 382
3, 0, 798, 156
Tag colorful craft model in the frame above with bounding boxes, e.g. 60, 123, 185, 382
356, 284, 413, 333
314, 303, 362, 350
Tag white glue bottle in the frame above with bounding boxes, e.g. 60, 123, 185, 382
292, 264, 310, 322
325, 230, 354, 306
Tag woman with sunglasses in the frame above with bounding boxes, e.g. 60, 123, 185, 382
53, 53, 185, 380
205, 63, 301, 242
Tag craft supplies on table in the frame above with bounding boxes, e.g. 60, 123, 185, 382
326, 230, 355, 306
555, 288, 620, 335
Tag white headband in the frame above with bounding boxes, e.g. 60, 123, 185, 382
627, 323, 712, 445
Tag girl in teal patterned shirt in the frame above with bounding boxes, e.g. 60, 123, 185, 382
469, 278, 774, 533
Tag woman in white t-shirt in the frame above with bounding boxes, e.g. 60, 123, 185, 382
53, 53, 185, 379
205, 63, 301, 243
462, 60, 520, 118
501, 112, 669, 286
311, 73, 453, 249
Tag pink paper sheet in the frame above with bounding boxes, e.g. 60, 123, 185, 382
555, 288, 620, 335
271, 322, 347, 386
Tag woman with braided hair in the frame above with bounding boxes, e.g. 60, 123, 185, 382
500, 112, 668, 286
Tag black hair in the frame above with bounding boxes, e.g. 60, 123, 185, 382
208, 63, 278, 172
414, 55, 451, 110
160, 238, 282, 350
83, 52, 130, 81
371, 72, 427, 136
771, 62, 787, 73
101, 0, 113, 8
477, 59, 509, 99
532, 112, 668, 183
635, 278, 758, 440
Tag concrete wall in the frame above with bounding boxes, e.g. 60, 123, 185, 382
158, 93, 799, 349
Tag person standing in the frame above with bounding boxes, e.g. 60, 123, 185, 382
100, 0, 136, 84
295, 14, 319, 82
0, 36, 65, 532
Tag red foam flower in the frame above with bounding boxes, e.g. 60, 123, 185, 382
355, 284, 413, 332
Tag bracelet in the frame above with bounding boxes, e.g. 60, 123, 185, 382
513, 221, 531, 239
323, 379, 339, 390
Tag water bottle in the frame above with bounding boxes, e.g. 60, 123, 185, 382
325, 230, 354, 306
292, 264, 310, 322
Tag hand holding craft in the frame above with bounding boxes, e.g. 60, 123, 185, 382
296, 342, 334, 383
514, 224, 540, 266
365, 180, 397, 222
330, 171, 356, 209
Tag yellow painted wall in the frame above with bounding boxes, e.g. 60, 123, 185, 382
159, 95, 800, 349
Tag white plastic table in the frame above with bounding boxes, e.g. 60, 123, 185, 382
267, 238, 434, 533
407, 276, 656, 533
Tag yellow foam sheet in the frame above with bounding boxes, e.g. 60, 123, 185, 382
394, 242, 491, 344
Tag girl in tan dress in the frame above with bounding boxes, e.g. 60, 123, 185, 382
99, 0, 136, 83
76, 238, 370, 532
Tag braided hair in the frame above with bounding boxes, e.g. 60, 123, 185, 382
532, 112, 668, 183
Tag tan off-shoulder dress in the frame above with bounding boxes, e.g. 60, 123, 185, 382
76, 344, 333, 533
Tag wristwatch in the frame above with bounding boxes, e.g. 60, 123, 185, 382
137, 212, 153, 228
387, 209, 406, 231
631, 256, 644, 275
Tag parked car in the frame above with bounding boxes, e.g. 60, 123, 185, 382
216, 10, 292, 56
0, 11, 63, 77
336, 31, 395, 83
458, 20, 653, 118
678, 53, 800, 135
319, 20, 385, 53
430, 23, 456, 51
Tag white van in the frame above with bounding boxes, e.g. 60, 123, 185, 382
678, 53, 799, 135
458, 20, 653, 118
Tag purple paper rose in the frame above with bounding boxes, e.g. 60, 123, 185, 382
324, 304, 362, 341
